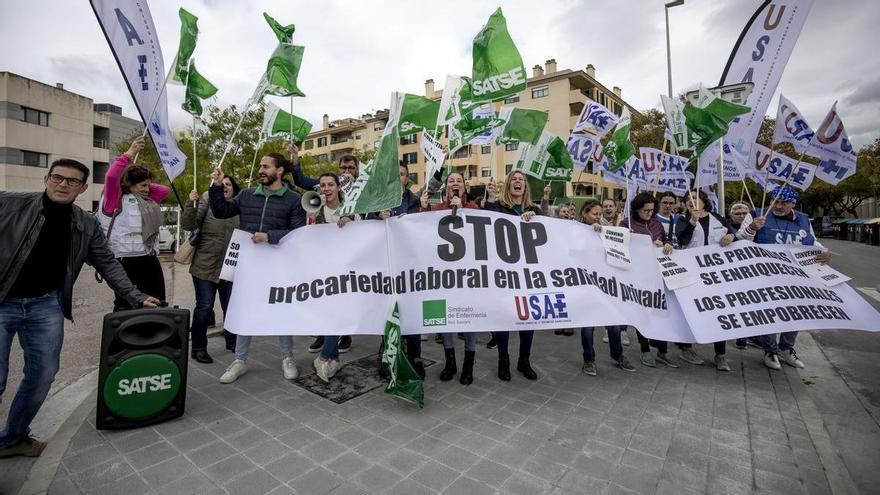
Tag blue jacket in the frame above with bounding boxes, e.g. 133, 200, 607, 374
366, 189, 421, 219
209, 183, 306, 244
751, 208, 817, 246
290, 164, 319, 191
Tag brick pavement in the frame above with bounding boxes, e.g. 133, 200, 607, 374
46, 330, 833, 495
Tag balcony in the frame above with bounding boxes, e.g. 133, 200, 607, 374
93, 138, 108, 149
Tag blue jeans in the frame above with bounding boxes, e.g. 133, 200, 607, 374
0, 293, 64, 448
234, 335, 293, 362
321, 336, 340, 360
582, 325, 624, 362
759, 332, 798, 354
442, 332, 476, 352
191, 276, 232, 350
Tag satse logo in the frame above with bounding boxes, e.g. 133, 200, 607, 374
514, 293, 568, 321
472, 68, 525, 96
117, 374, 173, 396
423, 299, 447, 326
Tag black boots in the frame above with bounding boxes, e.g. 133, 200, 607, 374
460, 351, 475, 385
498, 354, 511, 381
440, 349, 457, 381
517, 355, 538, 380
191, 349, 213, 364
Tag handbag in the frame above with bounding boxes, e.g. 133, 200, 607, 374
173, 228, 200, 264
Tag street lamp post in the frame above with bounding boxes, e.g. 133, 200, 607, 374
665, 0, 684, 98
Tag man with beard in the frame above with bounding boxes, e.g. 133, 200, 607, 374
209, 154, 307, 383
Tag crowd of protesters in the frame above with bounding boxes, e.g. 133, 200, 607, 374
0, 140, 829, 458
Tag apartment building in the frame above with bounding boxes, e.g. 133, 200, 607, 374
300, 60, 642, 200
0, 72, 142, 210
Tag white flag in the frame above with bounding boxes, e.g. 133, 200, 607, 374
572, 99, 619, 137
750, 143, 815, 190
810, 102, 858, 185
718, 0, 815, 178
566, 134, 600, 172
660, 95, 688, 151
773, 94, 815, 155
89, 0, 187, 181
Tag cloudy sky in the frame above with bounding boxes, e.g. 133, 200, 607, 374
1, 0, 877, 147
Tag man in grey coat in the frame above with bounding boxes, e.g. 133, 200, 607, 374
0, 159, 158, 458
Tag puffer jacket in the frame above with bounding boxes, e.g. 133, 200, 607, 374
209, 183, 306, 243
181, 192, 240, 283
0, 192, 146, 319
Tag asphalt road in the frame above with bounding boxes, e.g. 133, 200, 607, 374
809, 238, 880, 425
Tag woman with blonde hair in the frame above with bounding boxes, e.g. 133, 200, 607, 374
482, 170, 542, 381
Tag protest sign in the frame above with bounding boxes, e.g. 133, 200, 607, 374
667, 242, 878, 342
601, 226, 632, 270
655, 251, 697, 290
219, 229, 253, 282
420, 129, 447, 182
789, 247, 851, 287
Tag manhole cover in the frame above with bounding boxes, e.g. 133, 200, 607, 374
294, 353, 435, 404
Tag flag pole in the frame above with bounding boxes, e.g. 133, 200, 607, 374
134, 56, 178, 163
246, 144, 260, 188
717, 137, 726, 214
765, 147, 811, 213
192, 114, 198, 205
651, 138, 669, 196
216, 104, 251, 172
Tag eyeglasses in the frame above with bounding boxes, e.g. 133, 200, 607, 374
47, 174, 85, 187
639, 208, 655, 214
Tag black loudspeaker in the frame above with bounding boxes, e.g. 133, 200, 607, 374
96, 307, 190, 430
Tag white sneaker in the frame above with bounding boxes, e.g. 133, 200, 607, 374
314, 356, 340, 383
780, 349, 805, 369
602, 336, 609, 343
282, 357, 299, 379
220, 360, 247, 383
764, 352, 782, 371
621, 332, 631, 346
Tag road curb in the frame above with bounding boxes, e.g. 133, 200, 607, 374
17, 370, 98, 495
787, 333, 860, 495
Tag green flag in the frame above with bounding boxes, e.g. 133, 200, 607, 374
381, 302, 424, 408
514, 131, 573, 181
603, 107, 635, 171
172, 8, 199, 84
683, 96, 750, 158
472, 8, 527, 103
263, 12, 295, 43
250, 43, 306, 105
498, 107, 548, 145
398, 94, 439, 136
338, 94, 402, 216
448, 108, 505, 151
182, 62, 217, 117
261, 102, 312, 142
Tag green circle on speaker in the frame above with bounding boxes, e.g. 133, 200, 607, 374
103, 353, 181, 420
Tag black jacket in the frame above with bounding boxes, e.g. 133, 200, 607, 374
209, 183, 307, 244
482, 200, 543, 217
366, 189, 421, 219
0, 192, 146, 319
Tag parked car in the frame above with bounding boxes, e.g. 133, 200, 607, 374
814, 216, 840, 238
159, 206, 182, 252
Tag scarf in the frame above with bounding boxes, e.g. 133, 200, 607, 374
134, 191, 161, 254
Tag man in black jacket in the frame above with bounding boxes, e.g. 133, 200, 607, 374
209, 153, 307, 384
0, 159, 158, 458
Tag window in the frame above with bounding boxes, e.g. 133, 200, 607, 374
373, 122, 383, 131
355, 132, 363, 140
317, 137, 327, 147
402, 152, 418, 164
22, 150, 49, 168
303, 140, 314, 150
505, 142, 519, 151
481, 145, 491, 154
531, 86, 549, 99
93, 162, 109, 183
400, 134, 417, 145
316, 153, 328, 161
481, 167, 492, 178
504, 95, 520, 104
453, 147, 469, 159
584, 88, 594, 100
505, 164, 513, 175
22, 107, 49, 127
408, 172, 419, 185
613, 102, 622, 116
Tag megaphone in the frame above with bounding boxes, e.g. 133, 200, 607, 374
302, 190, 324, 214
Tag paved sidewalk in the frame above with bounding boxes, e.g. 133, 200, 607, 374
37, 330, 838, 495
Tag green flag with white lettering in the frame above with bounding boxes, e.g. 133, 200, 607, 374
381, 302, 424, 408
514, 131, 573, 181
398, 94, 440, 136
603, 107, 635, 171
471, 8, 527, 103
338, 94, 402, 216
182, 62, 217, 117
172, 8, 199, 84
263, 12, 295, 43
498, 107, 548, 145
261, 102, 312, 142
